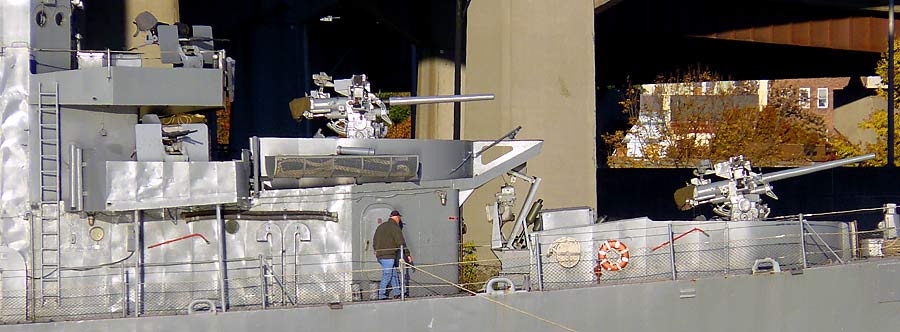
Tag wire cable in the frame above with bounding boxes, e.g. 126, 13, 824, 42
30, 251, 135, 279
404, 260, 579, 332
65, 251, 135, 272
768, 206, 887, 220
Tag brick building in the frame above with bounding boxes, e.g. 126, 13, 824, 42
769, 77, 863, 132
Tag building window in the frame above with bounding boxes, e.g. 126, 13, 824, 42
799, 88, 811, 108
817, 87, 828, 108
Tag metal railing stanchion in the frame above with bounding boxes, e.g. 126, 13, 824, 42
850, 221, 859, 259
534, 233, 544, 291
121, 262, 128, 318
400, 245, 406, 301
724, 224, 730, 275
668, 223, 677, 280
800, 214, 808, 269
216, 205, 228, 312
134, 210, 142, 317
106, 48, 111, 79
259, 255, 267, 309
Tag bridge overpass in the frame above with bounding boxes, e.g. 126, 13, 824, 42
595, 0, 899, 86
598, 0, 895, 53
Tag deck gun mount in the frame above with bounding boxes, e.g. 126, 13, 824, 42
290, 72, 494, 138
674, 153, 875, 221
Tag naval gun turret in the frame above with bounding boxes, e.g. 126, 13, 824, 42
674, 153, 876, 221
289, 72, 494, 138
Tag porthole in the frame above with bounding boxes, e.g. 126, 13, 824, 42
55, 12, 65, 26
35, 10, 47, 27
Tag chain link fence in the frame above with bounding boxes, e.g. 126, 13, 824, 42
0, 224, 868, 325
0, 255, 473, 324
534, 224, 855, 290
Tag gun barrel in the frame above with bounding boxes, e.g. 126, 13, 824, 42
386, 94, 495, 106
759, 153, 875, 183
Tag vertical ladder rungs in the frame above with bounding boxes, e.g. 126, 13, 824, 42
37, 82, 62, 305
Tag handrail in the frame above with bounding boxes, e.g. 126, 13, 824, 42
2, 241, 877, 325
7, 220, 894, 325
147, 233, 210, 249
651, 227, 709, 251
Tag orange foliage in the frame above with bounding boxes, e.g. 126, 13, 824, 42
385, 117, 412, 139
216, 101, 231, 145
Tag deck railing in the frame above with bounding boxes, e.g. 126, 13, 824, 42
0, 222, 890, 325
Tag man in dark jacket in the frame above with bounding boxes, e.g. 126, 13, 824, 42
373, 210, 412, 299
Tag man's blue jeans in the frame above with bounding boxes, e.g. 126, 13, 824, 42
378, 258, 400, 299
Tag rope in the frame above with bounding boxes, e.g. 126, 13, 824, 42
883, 239, 900, 256
768, 206, 887, 220
405, 261, 579, 332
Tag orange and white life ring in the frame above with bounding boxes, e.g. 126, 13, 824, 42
598, 240, 630, 271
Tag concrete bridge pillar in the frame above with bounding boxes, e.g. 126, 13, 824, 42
125, 0, 180, 68
461, 0, 598, 243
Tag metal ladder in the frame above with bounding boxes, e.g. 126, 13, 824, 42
37, 82, 61, 305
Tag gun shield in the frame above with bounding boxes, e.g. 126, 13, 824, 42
673, 185, 696, 211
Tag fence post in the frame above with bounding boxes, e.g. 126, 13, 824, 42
121, 262, 128, 318
668, 223, 677, 281
399, 245, 405, 301
799, 214, 808, 269
134, 210, 142, 318
26, 278, 32, 322
216, 205, 228, 312
534, 233, 543, 291
849, 220, 859, 259
724, 223, 730, 275
259, 254, 267, 309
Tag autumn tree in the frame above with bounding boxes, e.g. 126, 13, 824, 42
829, 38, 900, 167
603, 69, 837, 168
859, 38, 900, 166
858, 110, 900, 166
831, 109, 900, 167
378, 92, 413, 138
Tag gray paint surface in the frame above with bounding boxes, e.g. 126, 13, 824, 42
104, 161, 249, 211
27, 107, 137, 211
4, 258, 898, 332
256, 138, 474, 180
30, 67, 224, 107
29, 0, 73, 74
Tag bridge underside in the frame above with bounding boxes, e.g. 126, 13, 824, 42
596, 0, 896, 85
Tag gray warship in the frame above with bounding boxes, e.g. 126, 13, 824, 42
1, 1, 900, 331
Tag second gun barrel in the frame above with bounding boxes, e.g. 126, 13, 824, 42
759, 153, 875, 183
386, 94, 495, 106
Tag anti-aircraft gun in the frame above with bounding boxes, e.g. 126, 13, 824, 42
289, 72, 495, 138
674, 153, 876, 221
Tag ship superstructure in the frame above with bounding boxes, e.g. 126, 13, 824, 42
0, 0, 541, 322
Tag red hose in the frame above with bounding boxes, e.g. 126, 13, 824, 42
651, 227, 709, 251
148, 233, 211, 249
